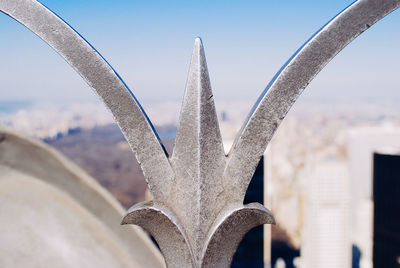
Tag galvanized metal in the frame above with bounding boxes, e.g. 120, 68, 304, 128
122, 39, 275, 267
0, 0, 399, 267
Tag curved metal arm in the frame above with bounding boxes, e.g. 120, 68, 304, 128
225, 0, 400, 202
0, 0, 174, 203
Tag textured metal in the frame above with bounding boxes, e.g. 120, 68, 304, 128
122, 40, 275, 267
0, 0, 399, 267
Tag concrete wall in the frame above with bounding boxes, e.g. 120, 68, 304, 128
0, 127, 165, 268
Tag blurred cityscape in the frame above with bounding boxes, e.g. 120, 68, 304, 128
1, 98, 400, 268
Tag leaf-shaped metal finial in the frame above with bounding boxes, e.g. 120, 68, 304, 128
171, 38, 226, 259
122, 38, 275, 267
1, 0, 399, 267
0, 1, 275, 266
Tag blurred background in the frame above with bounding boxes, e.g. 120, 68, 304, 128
0, 0, 399, 267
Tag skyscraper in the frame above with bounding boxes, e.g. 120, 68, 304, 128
373, 151, 400, 268
224, 140, 265, 267
232, 157, 265, 267
301, 156, 351, 268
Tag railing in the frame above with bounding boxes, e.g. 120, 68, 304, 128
0, 0, 399, 267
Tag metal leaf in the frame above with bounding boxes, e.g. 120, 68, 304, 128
170, 38, 227, 259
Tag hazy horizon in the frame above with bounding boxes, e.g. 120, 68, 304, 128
0, 0, 399, 105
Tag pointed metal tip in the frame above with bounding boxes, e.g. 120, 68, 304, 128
194, 36, 202, 43
194, 37, 203, 49
189, 37, 206, 72
192, 37, 206, 64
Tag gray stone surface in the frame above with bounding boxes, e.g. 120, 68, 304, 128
0, 128, 164, 268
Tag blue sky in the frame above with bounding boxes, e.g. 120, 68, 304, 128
0, 0, 399, 105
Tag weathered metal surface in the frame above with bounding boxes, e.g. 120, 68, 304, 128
0, 0, 399, 267
122, 40, 275, 267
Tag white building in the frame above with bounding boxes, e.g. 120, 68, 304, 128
301, 156, 351, 268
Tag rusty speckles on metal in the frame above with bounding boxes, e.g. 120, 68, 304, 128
0, 0, 399, 267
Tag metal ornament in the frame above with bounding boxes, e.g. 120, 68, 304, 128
1, 0, 399, 267
122, 38, 275, 267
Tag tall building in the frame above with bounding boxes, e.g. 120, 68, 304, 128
224, 140, 265, 267
232, 157, 265, 267
301, 156, 351, 268
372, 151, 400, 268
264, 146, 273, 268
347, 126, 400, 268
